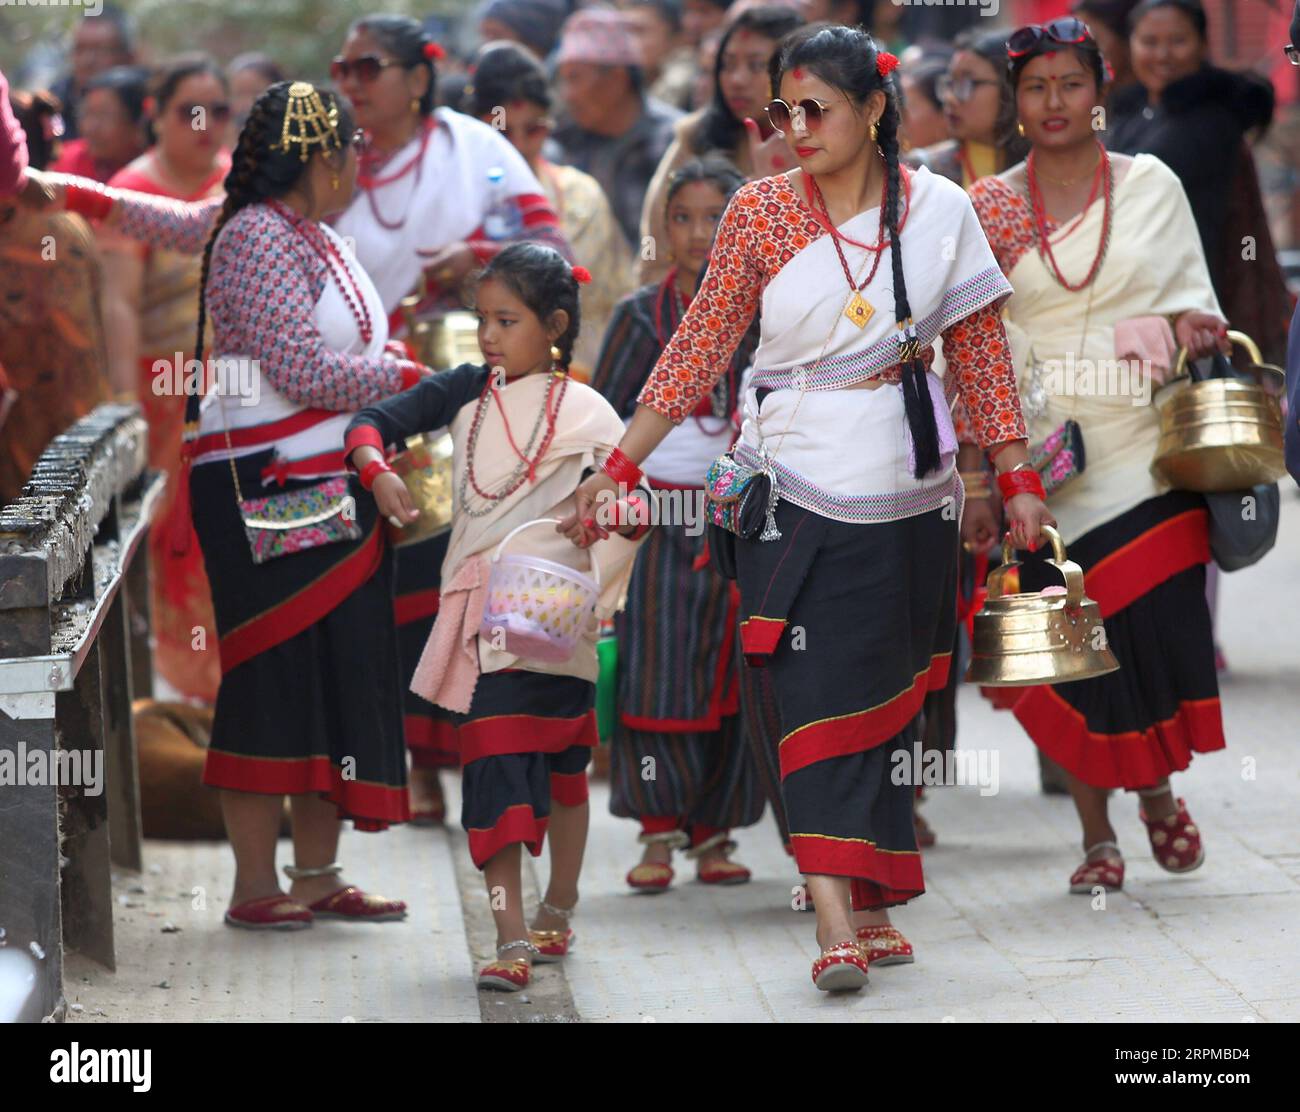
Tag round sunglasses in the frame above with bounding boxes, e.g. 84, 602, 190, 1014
330, 54, 404, 83
1007, 17, 1093, 59
764, 97, 834, 136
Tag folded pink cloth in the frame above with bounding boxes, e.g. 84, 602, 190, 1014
0, 68, 29, 197
1114, 315, 1178, 384
409, 551, 491, 715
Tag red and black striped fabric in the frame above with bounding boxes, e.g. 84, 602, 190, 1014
453, 670, 598, 868
735, 497, 959, 910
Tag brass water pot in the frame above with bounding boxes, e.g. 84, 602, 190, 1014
398, 297, 482, 371
385, 432, 455, 548
1150, 330, 1286, 493
965, 526, 1120, 687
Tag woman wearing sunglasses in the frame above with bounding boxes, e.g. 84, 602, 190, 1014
99, 52, 231, 706
964, 18, 1230, 896
562, 23, 1046, 993
638, 4, 805, 287
461, 40, 633, 382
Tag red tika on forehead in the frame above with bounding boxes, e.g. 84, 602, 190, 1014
793, 66, 804, 80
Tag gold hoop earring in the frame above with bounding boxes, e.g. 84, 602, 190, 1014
1017, 121, 1026, 137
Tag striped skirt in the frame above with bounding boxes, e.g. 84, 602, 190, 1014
1011, 491, 1224, 789
735, 497, 959, 910
608, 521, 764, 835
454, 669, 597, 868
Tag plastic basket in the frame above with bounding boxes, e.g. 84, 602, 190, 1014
479, 518, 601, 664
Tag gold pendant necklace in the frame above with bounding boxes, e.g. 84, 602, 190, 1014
845, 290, 875, 328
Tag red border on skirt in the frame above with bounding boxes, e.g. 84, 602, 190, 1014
790, 833, 924, 910
218, 523, 385, 675
1082, 508, 1210, 619
549, 770, 589, 807
458, 711, 598, 765
202, 749, 409, 830
395, 587, 441, 626
467, 803, 548, 867
405, 713, 459, 768
1013, 685, 1225, 789
778, 651, 952, 777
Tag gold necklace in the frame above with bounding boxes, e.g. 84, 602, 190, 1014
1033, 151, 1102, 187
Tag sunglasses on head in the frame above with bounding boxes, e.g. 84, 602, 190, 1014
1285, 44, 1299, 66
330, 54, 403, 83
1007, 18, 1093, 59
173, 101, 231, 124
764, 97, 834, 136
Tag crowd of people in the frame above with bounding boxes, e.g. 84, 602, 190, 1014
0, 0, 1296, 997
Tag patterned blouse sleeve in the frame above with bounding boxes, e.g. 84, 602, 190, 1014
636, 190, 763, 423
209, 209, 406, 412
45, 176, 223, 255
941, 303, 1027, 450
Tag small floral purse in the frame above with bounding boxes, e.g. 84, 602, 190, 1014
703, 445, 781, 541
220, 403, 361, 565
1028, 418, 1086, 496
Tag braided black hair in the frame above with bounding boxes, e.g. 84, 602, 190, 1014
349, 13, 439, 116
191, 82, 355, 380
772, 24, 941, 478
665, 153, 746, 208
478, 244, 583, 373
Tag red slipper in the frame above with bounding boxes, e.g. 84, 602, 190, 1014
224, 894, 313, 931
530, 927, 575, 963
626, 862, 674, 893
855, 925, 915, 966
1139, 797, 1205, 873
697, 859, 752, 886
1069, 842, 1125, 894
812, 941, 870, 992
307, 886, 408, 922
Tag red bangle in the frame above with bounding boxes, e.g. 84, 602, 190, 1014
65, 181, 114, 221
997, 468, 1046, 502
359, 458, 394, 491
601, 446, 643, 488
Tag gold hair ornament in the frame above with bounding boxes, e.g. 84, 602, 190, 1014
274, 82, 343, 163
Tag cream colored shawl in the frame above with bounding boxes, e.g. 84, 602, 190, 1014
439, 371, 645, 684
1002, 154, 1221, 544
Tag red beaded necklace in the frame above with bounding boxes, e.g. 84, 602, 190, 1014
269, 199, 374, 344
465, 370, 569, 502
1026, 141, 1113, 293
356, 118, 434, 231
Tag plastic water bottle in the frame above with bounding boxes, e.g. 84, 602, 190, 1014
483, 167, 521, 240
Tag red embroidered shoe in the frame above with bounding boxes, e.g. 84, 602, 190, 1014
626, 862, 674, 892
224, 894, 313, 931
1139, 797, 1205, 873
477, 940, 536, 992
697, 858, 752, 886
530, 928, 575, 963
1069, 841, 1125, 894
812, 941, 870, 992
855, 925, 915, 966
307, 886, 408, 922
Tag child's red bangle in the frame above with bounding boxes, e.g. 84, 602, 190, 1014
65, 181, 115, 221
997, 468, 1046, 502
601, 446, 643, 488
359, 458, 394, 491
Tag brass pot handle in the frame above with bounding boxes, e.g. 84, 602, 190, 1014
1171, 328, 1264, 382
991, 524, 1084, 606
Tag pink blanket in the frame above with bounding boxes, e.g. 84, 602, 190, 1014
409, 551, 491, 715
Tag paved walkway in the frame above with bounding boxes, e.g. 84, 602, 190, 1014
67, 496, 1300, 1022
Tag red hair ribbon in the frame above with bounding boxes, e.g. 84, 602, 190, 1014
423, 41, 445, 61
571, 265, 592, 284
876, 51, 899, 79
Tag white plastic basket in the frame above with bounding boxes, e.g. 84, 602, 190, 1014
479, 518, 601, 664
